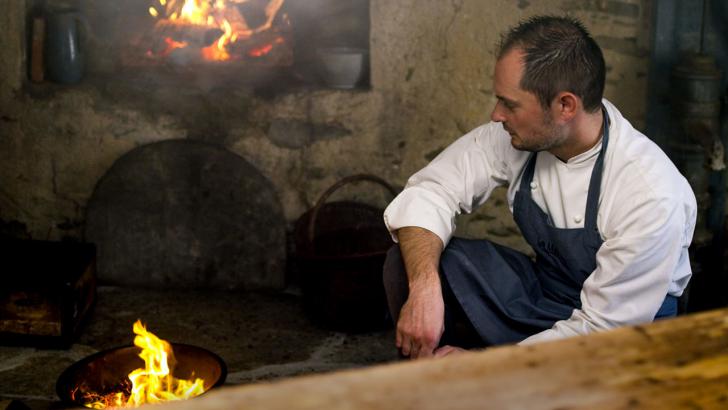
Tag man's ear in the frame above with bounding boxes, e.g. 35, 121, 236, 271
553, 92, 579, 121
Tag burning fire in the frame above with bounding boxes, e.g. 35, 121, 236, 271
78, 320, 205, 408
148, 0, 288, 61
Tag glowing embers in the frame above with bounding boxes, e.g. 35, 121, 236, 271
146, 0, 291, 63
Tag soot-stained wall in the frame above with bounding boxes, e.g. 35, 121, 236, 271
0, 0, 653, 289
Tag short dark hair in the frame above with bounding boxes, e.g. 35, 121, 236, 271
497, 15, 606, 112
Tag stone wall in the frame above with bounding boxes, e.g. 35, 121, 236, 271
0, 0, 652, 288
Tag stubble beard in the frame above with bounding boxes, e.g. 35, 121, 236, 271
511, 113, 568, 153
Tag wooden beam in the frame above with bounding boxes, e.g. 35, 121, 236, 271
159, 308, 728, 409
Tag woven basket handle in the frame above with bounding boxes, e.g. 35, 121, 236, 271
307, 174, 398, 244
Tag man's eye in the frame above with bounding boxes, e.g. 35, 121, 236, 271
495, 98, 516, 111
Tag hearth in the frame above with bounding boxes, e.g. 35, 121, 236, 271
0, 287, 398, 408
31, 0, 371, 91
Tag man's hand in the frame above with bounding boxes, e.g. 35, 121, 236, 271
396, 279, 445, 359
434, 345, 467, 358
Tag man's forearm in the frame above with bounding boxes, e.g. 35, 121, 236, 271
397, 227, 444, 291
395, 226, 447, 357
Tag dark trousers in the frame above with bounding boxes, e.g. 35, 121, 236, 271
382, 245, 483, 349
384, 243, 680, 349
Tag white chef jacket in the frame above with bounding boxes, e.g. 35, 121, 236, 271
383, 99, 697, 345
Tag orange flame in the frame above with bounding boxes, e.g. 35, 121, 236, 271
148, 0, 287, 61
202, 18, 233, 61
162, 36, 189, 56
82, 320, 205, 408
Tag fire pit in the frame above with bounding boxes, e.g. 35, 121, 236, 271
56, 321, 226, 408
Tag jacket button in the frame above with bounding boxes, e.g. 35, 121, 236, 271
530, 181, 537, 190
574, 215, 583, 223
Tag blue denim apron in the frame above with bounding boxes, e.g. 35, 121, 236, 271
440, 108, 620, 345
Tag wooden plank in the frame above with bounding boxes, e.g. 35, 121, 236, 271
158, 308, 728, 409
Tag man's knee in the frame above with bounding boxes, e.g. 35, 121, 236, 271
383, 244, 406, 288
383, 244, 408, 324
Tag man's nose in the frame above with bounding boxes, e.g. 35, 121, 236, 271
490, 104, 505, 123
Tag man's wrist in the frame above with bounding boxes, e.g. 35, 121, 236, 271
408, 272, 441, 295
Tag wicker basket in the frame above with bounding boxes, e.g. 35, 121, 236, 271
294, 174, 398, 332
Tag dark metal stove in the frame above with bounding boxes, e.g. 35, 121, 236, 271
0, 239, 96, 348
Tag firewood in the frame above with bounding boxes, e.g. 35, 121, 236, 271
153, 20, 220, 48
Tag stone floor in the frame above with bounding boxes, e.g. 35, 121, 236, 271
0, 286, 398, 409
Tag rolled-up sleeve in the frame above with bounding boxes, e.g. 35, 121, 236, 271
383, 123, 515, 246
383, 184, 462, 246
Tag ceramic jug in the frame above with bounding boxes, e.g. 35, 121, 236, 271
45, 9, 84, 84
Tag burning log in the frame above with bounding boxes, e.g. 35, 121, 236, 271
153, 20, 222, 48
229, 29, 293, 64
220, 3, 253, 42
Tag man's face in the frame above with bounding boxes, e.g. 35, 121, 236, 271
490, 48, 566, 152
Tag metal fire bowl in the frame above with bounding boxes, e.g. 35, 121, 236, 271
56, 343, 227, 406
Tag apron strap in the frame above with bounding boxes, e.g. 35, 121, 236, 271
519, 153, 537, 193
584, 106, 610, 231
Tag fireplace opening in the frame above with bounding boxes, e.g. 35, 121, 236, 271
29, 0, 371, 93
142, 0, 292, 65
